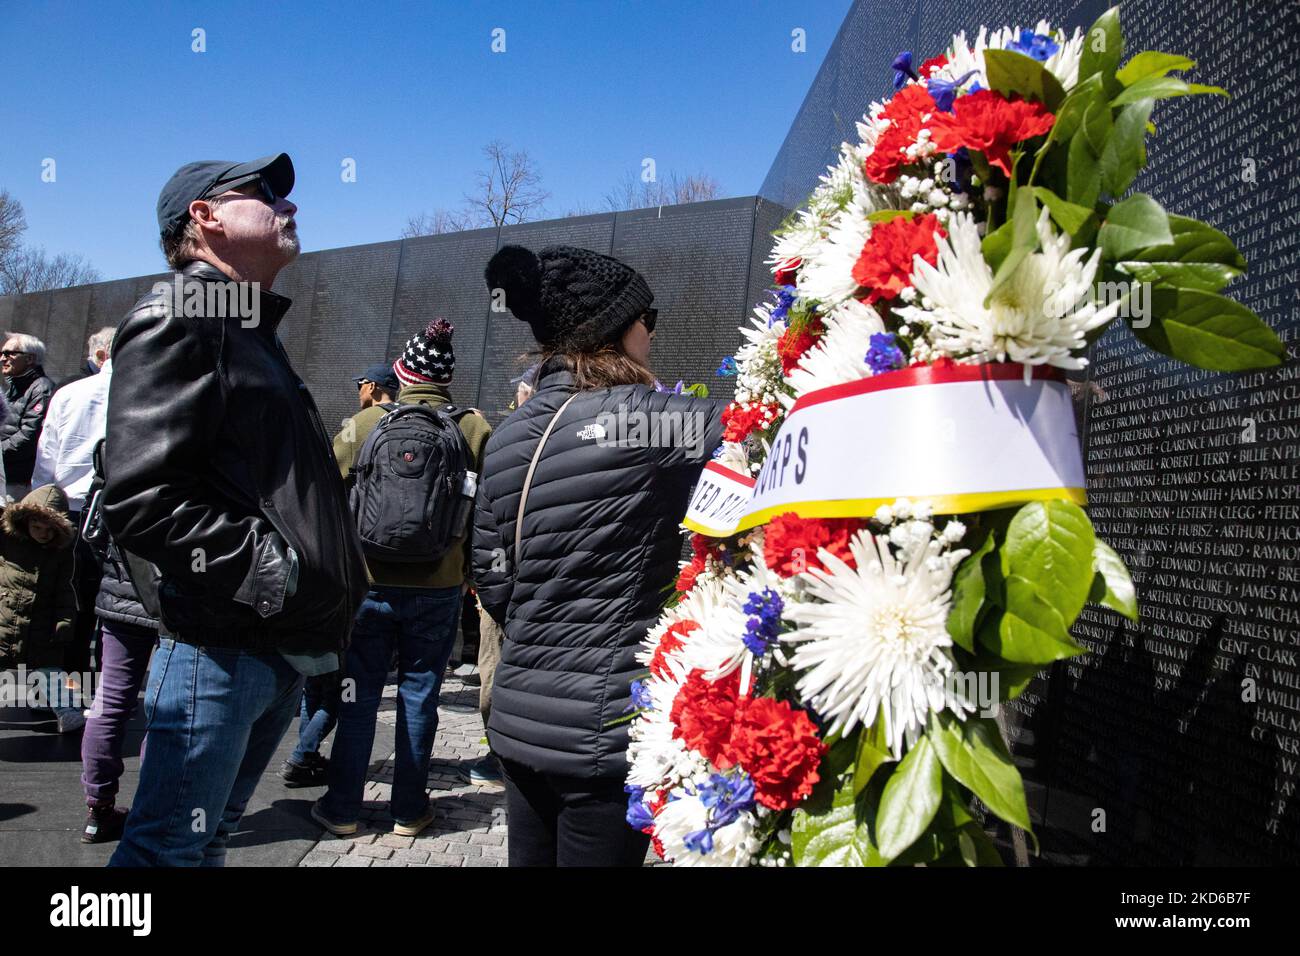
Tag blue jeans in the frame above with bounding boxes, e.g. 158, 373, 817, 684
290, 674, 340, 764
108, 639, 305, 867
319, 585, 461, 824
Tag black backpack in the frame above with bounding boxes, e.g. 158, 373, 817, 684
348, 401, 476, 563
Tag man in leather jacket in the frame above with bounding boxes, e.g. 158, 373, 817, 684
105, 153, 367, 866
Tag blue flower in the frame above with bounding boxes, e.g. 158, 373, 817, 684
625, 786, 655, 831
769, 285, 797, 325
892, 51, 917, 89
716, 356, 738, 377
1006, 29, 1059, 62
927, 70, 978, 112
697, 771, 757, 828
741, 588, 784, 655
628, 678, 653, 712
684, 827, 714, 854
865, 332, 906, 374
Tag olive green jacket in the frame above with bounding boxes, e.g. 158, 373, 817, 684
0, 484, 77, 668
332, 383, 492, 589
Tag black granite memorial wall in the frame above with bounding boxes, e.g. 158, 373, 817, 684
0, 197, 768, 435
762, 0, 1299, 864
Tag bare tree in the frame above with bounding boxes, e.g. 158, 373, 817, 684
0, 190, 26, 264
463, 140, 550, 227
0, 189, 101, 295
401, 208, 473, 238
603, 169, 723, 212
0, 247, 101, 295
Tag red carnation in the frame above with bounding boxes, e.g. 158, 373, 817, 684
675, 557, 704, 592
763, 512, 861, 578
919, 54, 949, 77
730, 696, 826, 810
650, 620, 698, 678
774, 257, 801, 287
852, 213, 947, 304
864, 83, 939, 184
929, 88, 1055, 177
721, 401, 779, 443
776, 316, 826, 375
670, 668, 742, 767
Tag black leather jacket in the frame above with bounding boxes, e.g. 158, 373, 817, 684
102, 260, 367, 653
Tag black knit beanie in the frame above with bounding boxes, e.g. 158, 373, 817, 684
394, 319, 455, 386
484, 244, 654, 351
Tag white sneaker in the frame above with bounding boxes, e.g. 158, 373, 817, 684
56, 710, 86, 734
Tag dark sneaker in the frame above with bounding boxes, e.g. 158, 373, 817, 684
82, 804, 128, 844
280, 755, 328, 787
310, 799, 358, 837
468, 755, 504, 789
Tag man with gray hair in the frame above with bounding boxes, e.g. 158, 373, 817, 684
56, 326, 116, 390
1, 331, 56, 500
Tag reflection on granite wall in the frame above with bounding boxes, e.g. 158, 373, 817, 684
761, 0, 1299, 864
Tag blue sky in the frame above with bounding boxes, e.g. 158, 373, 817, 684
1, 0, 853, 282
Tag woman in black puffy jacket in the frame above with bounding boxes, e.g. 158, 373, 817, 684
473, 244, 725, 867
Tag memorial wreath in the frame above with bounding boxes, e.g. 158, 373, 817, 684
622, 4, 1288, 866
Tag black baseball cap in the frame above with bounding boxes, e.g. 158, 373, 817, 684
156, 153, 295, 238
353, 363, 400, 395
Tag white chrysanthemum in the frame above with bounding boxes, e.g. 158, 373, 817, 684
655, 793, 758, 867
678, 547, 787, 680
781, 530, 974, 756
627, 670, 702, 790
712, 441, 751, 474
945, 22, 1084, 92
781, 297, 885, 402
897, 209, 1120, 374
795, 200, 874, 307
732, 304, 786, 404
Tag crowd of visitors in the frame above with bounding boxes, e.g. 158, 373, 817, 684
0, 151, 723, 867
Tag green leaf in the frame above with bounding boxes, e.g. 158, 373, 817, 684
853, 717, 894, 796
876, 737, 943, 860
928, 712, 1032, 832
1002, 500, 1098, 625
984, 49, 1067, 110
957, 823, 1005, 866
1082, 98, 1113, 155
981, 606, 1087, 664
1047, 74, 1105, 147
1112, 75, 1229, 106
1066, 131, 1101, 208
790, 772, 886, 867
1099, 193, 1173, 260
1116, 51, 1195, 86
980, 219, 1013, 273
1031, 187, 1093, 236
1078, 6, 1125, 85
1092, 540, 1139, 620
1133, 287, 1288, 371
1100, 98, 1155, 196
1117, 214, 1247, 292
867, 209, 915, 224
947, 531, 994, 653
984, 187, 1039, 307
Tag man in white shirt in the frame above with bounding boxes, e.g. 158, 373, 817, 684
32, 325, 116, 682
32, 327, 115, 511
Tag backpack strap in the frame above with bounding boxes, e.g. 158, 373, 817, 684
514, 393, 580, 574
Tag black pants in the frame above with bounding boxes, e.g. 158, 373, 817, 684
501, 758, 650, 867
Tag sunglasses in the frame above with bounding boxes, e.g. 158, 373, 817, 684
203, 173, 279, 206
1, 350, 27, 358
640, 309, 658, 334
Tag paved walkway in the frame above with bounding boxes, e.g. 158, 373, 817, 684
0, 664, 506, 867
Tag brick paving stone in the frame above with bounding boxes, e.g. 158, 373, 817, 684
298, 673, 507, 869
